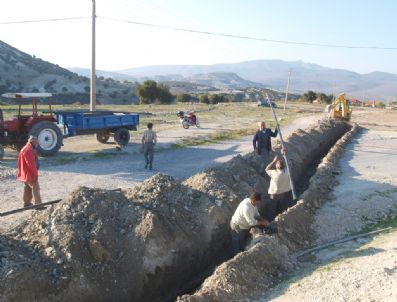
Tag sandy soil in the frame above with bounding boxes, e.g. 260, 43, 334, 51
255, 110, 397, 302
0, 112, 325, 233
1, 106, 396, 301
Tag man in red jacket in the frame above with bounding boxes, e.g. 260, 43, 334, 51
17, 135, 42, 207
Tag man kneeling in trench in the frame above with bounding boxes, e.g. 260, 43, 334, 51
230, 193, 269, 256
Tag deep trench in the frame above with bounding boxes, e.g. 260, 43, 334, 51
0, 123, 352, 302
158, 124, 352, 302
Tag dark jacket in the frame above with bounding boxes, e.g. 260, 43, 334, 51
253, 128, 278, 153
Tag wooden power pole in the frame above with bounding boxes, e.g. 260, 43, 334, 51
90, 0, 96, 111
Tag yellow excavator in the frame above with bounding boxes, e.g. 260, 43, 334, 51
327, 93, 352, 121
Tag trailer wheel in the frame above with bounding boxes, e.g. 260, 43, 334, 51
96, 131, 110, 143
0, 144, 4, 159
29, 121, 63, 156
114, 128, 130, 146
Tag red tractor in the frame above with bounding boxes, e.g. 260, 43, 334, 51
0, 93, 63, 159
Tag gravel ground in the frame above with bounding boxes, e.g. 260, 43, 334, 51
254, 112, 397, 302
315, 129, 397, 244
258, 230, 397, 302
0, 114, 324, 232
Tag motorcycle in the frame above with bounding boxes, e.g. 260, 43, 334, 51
177, 111, 200, 129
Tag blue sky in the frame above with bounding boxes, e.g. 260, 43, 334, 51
1, 0, 396, 73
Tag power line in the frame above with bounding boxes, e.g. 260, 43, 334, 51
99, 16, 397, 51
1, 14, 396, 51
0, 17, 89, 25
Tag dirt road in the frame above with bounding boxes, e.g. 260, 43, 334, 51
256, 110, 397, 302
0, 113, 325, 232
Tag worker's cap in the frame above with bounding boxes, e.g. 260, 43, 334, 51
28, 135, 38, 142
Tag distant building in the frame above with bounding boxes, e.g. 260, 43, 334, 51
349, 98, 362, 106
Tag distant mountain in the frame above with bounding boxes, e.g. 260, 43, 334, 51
185, 72, 264, 89
70, 67, 262, 90
0, 40, 139, 104
117, 60, 397, 100
69, 68, 139, 83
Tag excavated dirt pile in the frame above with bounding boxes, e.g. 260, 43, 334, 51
178, 123, 360, 302
0, 119, 353, 302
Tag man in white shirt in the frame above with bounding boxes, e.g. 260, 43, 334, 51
141, 123, 157, 170
230, 192, 269, 255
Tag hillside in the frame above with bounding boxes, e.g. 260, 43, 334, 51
0, 40, 138, 104
117, 60, 397, 101
69, 68, 264, 91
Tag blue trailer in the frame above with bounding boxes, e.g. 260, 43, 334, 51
54, 110, 140, 146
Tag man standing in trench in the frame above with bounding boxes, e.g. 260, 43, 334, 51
141, 122, 157, 170
265, 149, 293, 221
17, 135, 42, 207
230, 192, 269, 256
253, 121, 278, 172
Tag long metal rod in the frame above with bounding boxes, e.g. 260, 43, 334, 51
267, 98, 297, 200
0, 199, 62, 217
90, 0, 96, 111
295, 227, 392, 258
0, 188, 122, 217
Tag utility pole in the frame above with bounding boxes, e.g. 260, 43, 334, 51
90, 0, 96, 111
283, 69, 291, 113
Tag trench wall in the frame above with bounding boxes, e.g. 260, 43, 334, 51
177, 123, 361, 302
0, 119, 353, 302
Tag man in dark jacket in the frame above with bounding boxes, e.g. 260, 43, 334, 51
253, 121, 278, 171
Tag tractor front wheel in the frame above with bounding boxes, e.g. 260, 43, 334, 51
29, 121, 63, 156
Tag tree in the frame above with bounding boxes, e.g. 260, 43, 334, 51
135, 80, 158, 104
135, 80, 173, 104
199, 94, 210, 104
209, 94, 225, 104
316, 92, 334, 104
374, 101, 385, 108
156, 83, 173, 104
176, 93, 191, 103
303, 90, 317, 103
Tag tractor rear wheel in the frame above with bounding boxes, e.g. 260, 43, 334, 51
96, 131, 110, 143
29, 121, 63, 156
0, 144, 4, 159
114, 128, 130, 146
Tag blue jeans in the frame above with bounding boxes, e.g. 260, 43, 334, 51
230, 222, 249, 256
143, 142, 154, 167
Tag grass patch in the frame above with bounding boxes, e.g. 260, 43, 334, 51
92, 151, 117, 159
171, 127, 257, 149
357, 214, 397, 234
52, 156, 78, 165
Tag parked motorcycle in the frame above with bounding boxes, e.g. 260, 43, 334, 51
177, 111, 200, 129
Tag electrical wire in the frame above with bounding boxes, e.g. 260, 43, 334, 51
99, 16, 397, 51
1, 14, 396, 51
0, 17, 89, 25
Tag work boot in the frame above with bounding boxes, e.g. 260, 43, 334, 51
23, 202, 33, 208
